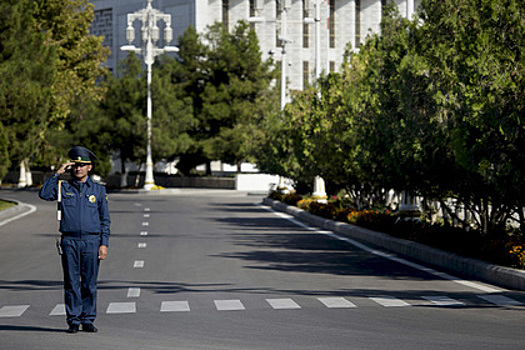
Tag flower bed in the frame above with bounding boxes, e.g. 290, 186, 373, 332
269, 192, 525, 270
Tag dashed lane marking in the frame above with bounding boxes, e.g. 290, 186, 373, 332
318, 297, 357, 309
49, 304, 66, 316
106, 302, 136, 314
423, 296, 465, 306
142, 222, 149, 226
127, 288, 141, 298
134, 260, 145, 268
140, 231, 148, 236
161, 301, 190, 312
214, 300, 246, 311
0, 305, 30, 317
266, 298, 301, 310
138, 243, 147, 248
369, 296, 411, 307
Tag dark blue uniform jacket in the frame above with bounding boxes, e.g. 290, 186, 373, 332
39, 174, 111, 246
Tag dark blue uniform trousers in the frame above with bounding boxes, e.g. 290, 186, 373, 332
61, 236, 100, 326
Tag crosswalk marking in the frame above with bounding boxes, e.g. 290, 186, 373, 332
138, 242, 147, 248
266, 298, 301, 310
7, 294, 523, 318
127, 288, 141, 298
140, 231, 148, 236
318, 297, 357, 309
477, 295, 523, 306
134, 260, 144, 268
161, 301, 190, 312
106, 302, 136, 314
0, 305, 30, 317
50, 304, 66, 316
215, 299, 245, 311
423, 296, 465, 306
369, 296, 411, 307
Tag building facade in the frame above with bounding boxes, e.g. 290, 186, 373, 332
90, 0, 418, 94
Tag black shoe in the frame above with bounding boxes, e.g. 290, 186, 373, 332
82, 323, 98, 333
66, 324, 80, 334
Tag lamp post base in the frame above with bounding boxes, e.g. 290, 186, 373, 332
143, 182, 156, 190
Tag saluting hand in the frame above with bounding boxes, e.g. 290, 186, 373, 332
56, 162, 74, 175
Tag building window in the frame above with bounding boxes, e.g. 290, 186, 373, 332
91, 9, 113, 56
330, 61, 336, 73
276, 0, 283, 47
329, 0, 335, 48
303, 0, 310, 48
355, 0, 361, 47
222, 0, 229, 28
303, 61, 310, 88
250, 0, 256, 31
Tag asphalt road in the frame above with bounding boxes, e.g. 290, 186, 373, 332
0, 188, 524, 350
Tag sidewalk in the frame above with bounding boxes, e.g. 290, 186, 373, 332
263, 197, 525, 291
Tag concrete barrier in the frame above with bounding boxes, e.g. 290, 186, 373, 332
263, 197, 525, 291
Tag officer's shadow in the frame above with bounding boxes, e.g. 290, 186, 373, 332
0, 325, 64, 333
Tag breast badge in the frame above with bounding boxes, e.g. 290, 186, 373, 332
89, 195, 97, 203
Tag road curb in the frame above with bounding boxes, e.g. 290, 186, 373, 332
0, 198, 37, 228
263, 198, 525, 291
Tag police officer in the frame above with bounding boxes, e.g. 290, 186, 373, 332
39, 146, 110, 334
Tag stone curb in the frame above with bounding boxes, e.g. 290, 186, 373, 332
0, 199, 36, 226
263, 198, 525, 291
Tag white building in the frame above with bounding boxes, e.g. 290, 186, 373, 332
90, 0, 418, 93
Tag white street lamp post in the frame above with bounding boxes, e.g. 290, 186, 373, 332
121, 0, 178, 190
305, 0, 327, 202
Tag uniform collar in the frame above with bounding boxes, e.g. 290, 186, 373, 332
71, 176, 92, 188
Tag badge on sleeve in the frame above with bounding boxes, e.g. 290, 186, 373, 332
89, 195, 97, 203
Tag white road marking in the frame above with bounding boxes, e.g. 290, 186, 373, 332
49, 304, 66, 316
144, 208, 150, 212
266, 298, 301, 310
134, 203, 142, 207
142, 222, 149, 226
422, 296, 465, 306
140, 231, 148, 236
477, 295, 523, 306
143, 214, 150, 218
214, 300, 246, 311
0, 305, 30, 317
261, 205, 503, 294
0, 203, 37, 228
369, 296, 411, 307
318, 297, 357, 309
134, 260, 144, 268
161, 301, 190, 312
106, 302, 136, 314
127, 288, 141, 298
138, 243, 147, 248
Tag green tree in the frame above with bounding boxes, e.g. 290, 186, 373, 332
33, 0, 109, 128
414, 0, 525, 233
173, 23, 278, 175
98, 53, 146, 183
151, 55, 195, 164
200, 22, 275, 170
0, 0, 56, 178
